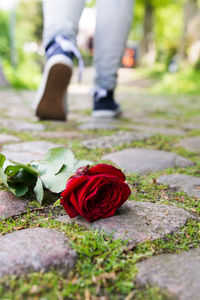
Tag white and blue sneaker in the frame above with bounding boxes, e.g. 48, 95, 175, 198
34, 35, 83, 120
92, 87, 121, 118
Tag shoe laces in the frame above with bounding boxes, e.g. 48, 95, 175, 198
55, 35, 84, 82
93, 87, 108, 102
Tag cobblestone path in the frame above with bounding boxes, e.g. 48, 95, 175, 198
0, 68, 200, 299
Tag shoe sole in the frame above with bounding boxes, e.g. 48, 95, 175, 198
92, 108, 121, 118
34, 55, 72, 121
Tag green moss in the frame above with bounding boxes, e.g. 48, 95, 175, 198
1, 206, 198, 299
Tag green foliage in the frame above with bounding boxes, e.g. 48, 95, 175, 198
0, 1, 43, 89
152, 219, 200, 252
150, 65, 200, 95
138, 0, 170, 7
155, 4, 182, 58
33, 177, 44, 205
3, 57, 41, 90
36, 147, 93, 193
86, 0, 96, 7
1, 209, 197, 299
0, 214, 146, 300
130, 0, 184, 64
16, 1, 43, 44
0, 11, 10, 61
129, 1, 144, 41
0, 153, 38, 198
0, 148, 93, 204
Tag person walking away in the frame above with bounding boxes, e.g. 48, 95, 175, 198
34, 0, 134, 121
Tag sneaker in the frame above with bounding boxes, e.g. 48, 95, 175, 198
34, 35, 83, 120
92, 87, 121, 118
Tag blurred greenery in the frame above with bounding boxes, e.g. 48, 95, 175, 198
0, 1, 43, 89
0, 11, 10, 62
150, 64, 200, 95
133, 63, 200, 95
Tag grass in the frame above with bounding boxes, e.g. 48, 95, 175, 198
0, 209, 191, 300
139, 63, 200, 95
1, 207, 199, 299
119, 62, 200, 96
3, 58, 41, 90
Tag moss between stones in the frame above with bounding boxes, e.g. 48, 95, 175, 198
1, 92, 200, 299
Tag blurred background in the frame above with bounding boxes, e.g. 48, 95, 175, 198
0, 0, 200, 95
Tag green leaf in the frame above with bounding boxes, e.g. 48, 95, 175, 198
40, 165, 70, 193
39, 147, 75, 174
8, 183, 29, 197
10, 170, 37, 185
53, 198, 61, 207
30, 161, 39, 170
34, 177, 44, 205
36, 148, 74, 193
0, 154, 8, 187
0, 154, 38, 199
15, 184, 28, 197
72, 160, 93, 173
11, 161, 39, 176
5, 165, 22, 177
36, 147, 94, 194
40, 161, 93, 193
0, 154, 6, 168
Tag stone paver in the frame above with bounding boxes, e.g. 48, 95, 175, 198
136, 247, 200, 300
176, 137, 200, 152
57, 201, 191, 246
182, 123, 200, 131
0, 228, 77, 278
0, 72, 200, 297
33, 130, 83, 140
6, 106, 37, 121
79, 118, 120, 130
0, 91, 22, 106
102, 148, 194, 174
81, 131, 152, 149
157, 174, 200, 198
0, 134, 21, 144
0, 191, 28, 219
130, 124, 185, 136
0, 119, 45, 132
133, 117, 177, 126
2, 141, 61, 164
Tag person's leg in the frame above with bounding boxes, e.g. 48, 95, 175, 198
34, 0, 85, 120
93, 0, 134, 117
43, 0, 85, 47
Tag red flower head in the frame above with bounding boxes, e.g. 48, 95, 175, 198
60, 164, 131, 223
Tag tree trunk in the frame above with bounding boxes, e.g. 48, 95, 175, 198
0, 64, 9, 87
179, 0, 198, 61
140, 3, 156, 66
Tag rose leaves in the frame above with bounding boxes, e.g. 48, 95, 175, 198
0, 147, 93, 205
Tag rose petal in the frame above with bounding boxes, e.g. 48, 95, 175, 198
79, 179, 131, 222
61, 176, 87, 199
61, 199, 79, 218
88, 164, 126, 181
61, 166, 131, 223
61, 176, 88, 218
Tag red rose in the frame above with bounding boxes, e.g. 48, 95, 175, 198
60, 164, 131, 223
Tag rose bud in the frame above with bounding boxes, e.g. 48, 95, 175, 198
60, 164, 131, 223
